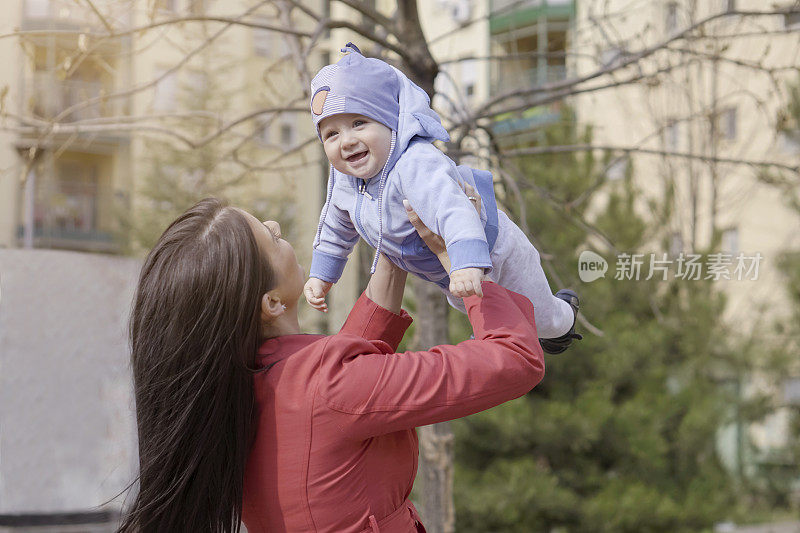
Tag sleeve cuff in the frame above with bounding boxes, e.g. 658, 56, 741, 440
447, 238, 492, 274
339, 292, 413, 351
310, 250, 348, 283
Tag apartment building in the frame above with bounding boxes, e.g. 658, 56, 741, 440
0, 1, 350, 527
571, 0, 800, 473
417, 0, 800, 476
0, 0, 360, 322
0, 0, 132, 254
573, 0, 800, 319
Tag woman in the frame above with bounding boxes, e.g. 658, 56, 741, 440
119, 190, 544, 533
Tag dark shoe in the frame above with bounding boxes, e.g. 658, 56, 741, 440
539, 289, 582, 354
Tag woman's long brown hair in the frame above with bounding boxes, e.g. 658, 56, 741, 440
118, 198, 275, 532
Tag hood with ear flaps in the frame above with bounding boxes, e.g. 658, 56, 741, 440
309, 42, 449, 161
310, 42, 400, 136
311, 43, 452, 274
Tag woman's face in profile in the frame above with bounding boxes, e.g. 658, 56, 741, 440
240, 210, 304, 306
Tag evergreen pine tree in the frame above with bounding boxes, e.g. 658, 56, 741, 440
452, 108, 782, 532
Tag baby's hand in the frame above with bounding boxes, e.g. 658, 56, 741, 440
449, 267, 484, 298
304, 277, 333, 313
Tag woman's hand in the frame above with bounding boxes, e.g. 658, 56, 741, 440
403, 183, 482, 276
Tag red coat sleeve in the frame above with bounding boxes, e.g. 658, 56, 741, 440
338, 292, 413, 352
318, 281, 545, 440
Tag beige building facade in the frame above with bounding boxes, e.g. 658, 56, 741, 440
0, 0, 362, 332
573, 0, 800, 323
571, 0, 800, 469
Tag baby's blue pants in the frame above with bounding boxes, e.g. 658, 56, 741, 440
444, 209, 576, 339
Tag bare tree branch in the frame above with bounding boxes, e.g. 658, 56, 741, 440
81, 0, 114, 33
325, 19, 410, 62
470, 7, 800, 120
0, 16, 313, 43
335, 0, 395, 30
501, 144, 800, 175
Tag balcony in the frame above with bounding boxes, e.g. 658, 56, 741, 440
19, 72, 130, 147
17, 155, 121, 254
22, 0, 131, 32
488, 64, 567, 137
490, 0, 574, 33
490, 104, 562, 136
490, 64, 567, 96
26, 74, 111, 122
16, 226, 117, 253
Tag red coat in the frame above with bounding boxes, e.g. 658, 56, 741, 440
242, 282, 544, 532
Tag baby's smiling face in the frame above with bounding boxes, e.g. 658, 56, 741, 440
319, 113, 392, 180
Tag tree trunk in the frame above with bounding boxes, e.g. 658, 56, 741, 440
396, 2, 453, 529
411, 277, 454, 533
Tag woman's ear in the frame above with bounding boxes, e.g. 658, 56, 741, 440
260, 292, 285, 322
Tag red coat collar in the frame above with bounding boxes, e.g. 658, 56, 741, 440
256, 334, 325, 369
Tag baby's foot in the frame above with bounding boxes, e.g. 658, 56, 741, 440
539, 289, 582, 354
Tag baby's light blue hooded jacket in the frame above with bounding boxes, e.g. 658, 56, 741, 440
310, 46, 498, 289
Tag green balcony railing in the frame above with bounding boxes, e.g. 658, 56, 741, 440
490, 0, 575, 33
490, 64, 567, 96
26, 73, 116, 122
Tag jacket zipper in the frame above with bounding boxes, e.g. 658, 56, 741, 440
358, 179, 373, 200
354, 179, 374, 248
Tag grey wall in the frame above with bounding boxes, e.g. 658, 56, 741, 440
0, 249, 140, 515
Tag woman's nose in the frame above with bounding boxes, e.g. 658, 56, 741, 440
264, 220, 281, 238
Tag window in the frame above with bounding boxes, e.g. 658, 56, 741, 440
153, 68, 177, 111
318, 51, 331, 69
154, 0, 177, 12
666, 2, 679, 33
716, 107, 737, 141
778, 131, 800, 153
461, 59, 477, 101
190, 0, 209, 15
600, 45, 631, 68
605, 157, 628, 181
669, 232, 684, 257
50, 161, 99, 235
185, 70, 208, 93
280, 121, 295, 146
256, 32, 292, 60
188, 0, 207, 15
721, 227, 739, 254
25, 0, 50, 17
784, 11, 800, 30
255, 117, 270, 146
665, 119, 679, 150
253, 17, 272, 57
784, 378, 800, 405
437, 0, 472, 23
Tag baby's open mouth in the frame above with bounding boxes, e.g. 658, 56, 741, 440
346, 151, 368, 163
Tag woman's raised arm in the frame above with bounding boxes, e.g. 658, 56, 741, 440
364, 254, 408, 315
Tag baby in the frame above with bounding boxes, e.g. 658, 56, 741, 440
304, 43, 581, 353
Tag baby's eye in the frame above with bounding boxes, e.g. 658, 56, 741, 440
353, 119, 365, 127
323, 130, 337, 140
